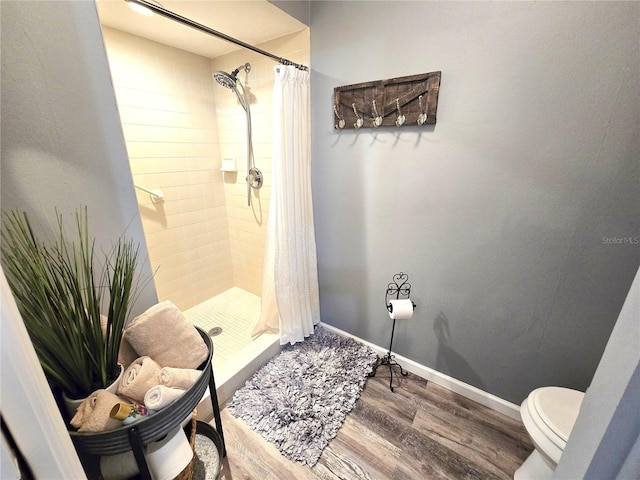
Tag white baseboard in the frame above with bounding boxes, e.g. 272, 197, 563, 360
320, 322, 521, 420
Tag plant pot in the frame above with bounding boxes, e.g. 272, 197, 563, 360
63, 363, 124, 418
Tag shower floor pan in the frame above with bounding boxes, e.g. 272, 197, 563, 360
184, 288, 281, 414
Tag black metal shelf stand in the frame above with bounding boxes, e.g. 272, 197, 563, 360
368, 272, 416, 392
68, 327, 225, 480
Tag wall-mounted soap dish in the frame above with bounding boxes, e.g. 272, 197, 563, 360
220, 157, 237, 172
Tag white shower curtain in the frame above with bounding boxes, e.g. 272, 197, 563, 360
252, 65, 320, 345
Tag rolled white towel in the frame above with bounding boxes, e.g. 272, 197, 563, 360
144, 385, 186, 411
117, 356, 162, 403
159, 367, 202, 390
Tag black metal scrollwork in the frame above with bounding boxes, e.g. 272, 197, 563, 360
370, 272, 416, 392
386, 272, 411, 310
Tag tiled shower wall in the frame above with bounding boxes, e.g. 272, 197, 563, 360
211, 32, 310, 296
101, 26, 309, 310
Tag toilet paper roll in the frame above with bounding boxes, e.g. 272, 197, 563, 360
388, 299, 414, 320
146, 427, 193, 480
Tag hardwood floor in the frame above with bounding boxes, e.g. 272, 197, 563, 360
217, 371, 534, 479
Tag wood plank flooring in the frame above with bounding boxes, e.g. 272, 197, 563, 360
217, 371, 534, 479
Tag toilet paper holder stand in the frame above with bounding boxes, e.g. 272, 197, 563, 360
368, 272, 416, 392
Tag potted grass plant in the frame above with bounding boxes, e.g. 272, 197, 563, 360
1, 208, 143, 407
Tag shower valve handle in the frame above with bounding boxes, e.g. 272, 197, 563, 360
246, 167, 263, 189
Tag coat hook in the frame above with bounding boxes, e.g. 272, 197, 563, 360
334, 104, 345, 129
395, 98, 405, 127
352, 103, 364, 129
372, 100, 383, 128
417, 94, 428, 126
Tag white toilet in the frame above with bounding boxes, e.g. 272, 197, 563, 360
514, 386, 584, 480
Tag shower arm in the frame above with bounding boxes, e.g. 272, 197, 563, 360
125, 0, 308, 71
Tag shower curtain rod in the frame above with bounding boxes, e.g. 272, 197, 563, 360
124, 0, 308, 71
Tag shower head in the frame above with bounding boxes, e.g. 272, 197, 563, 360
213, 71, 237, 89
213, 63, 251, 89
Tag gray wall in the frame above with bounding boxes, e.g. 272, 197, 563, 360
310, 1, 639, 404
1, 1, 157, 317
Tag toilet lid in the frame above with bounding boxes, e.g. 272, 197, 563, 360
531, 387, 585, 442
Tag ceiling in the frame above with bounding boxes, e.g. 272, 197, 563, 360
95, 0, 307, 59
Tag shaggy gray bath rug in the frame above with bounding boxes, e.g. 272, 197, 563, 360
227, 325, 378, 466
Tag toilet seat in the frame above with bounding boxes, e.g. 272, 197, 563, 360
531, 387, 584, 442
522, 387, 584, 464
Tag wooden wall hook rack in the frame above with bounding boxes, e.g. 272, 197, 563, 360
333, 71, 441, 130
